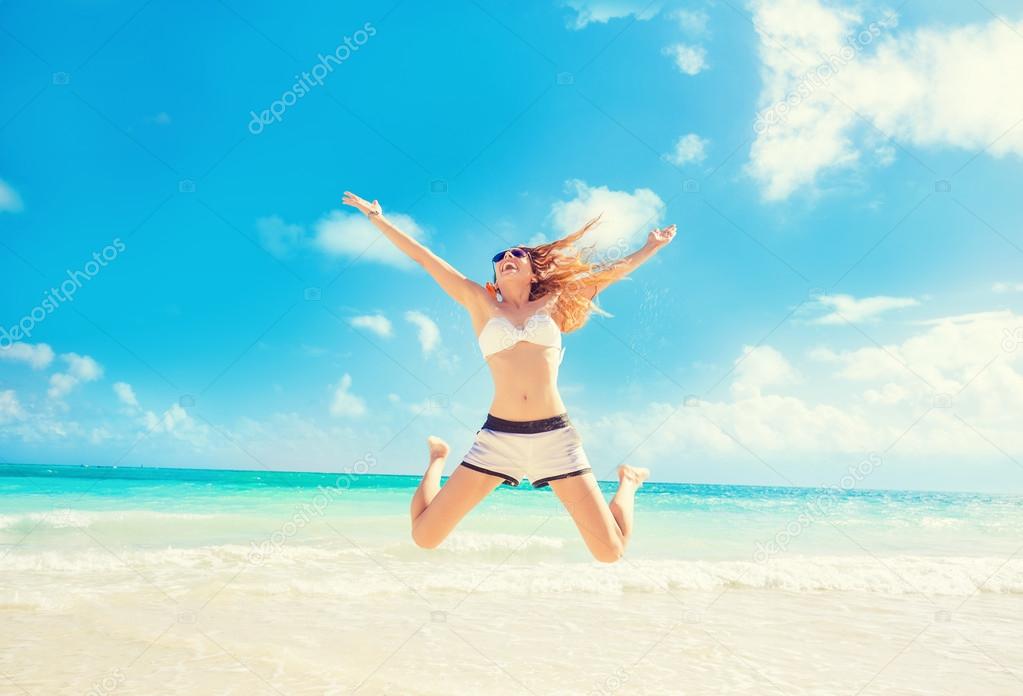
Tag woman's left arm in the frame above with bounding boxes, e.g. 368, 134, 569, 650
582, 224, 677, 299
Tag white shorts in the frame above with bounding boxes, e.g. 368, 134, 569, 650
459, 413, 592, 489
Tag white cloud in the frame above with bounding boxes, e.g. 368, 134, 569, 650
731, 345, 799, 399
0, 179, 23, 213
667, 133, 708, 165
585, 309, 1023, 477
0, 342, 54, 369
549, 179, 665, 251
563, 0, 661, 29
47, 353, 103, 400
812, 309, 1019, 391
329, 373, 367, 418
47, 373, 78, 401
589, 389, 871, 465
993, 282, 1023, 294
350, 314, 393, 338
863, 382, 909, 405
114, 391, 206, 448
141, 403, 201, 440
404, 311, 440, 356
874, 143, 896, 167
163, 404, 189, 431
313, 210, 424, 269
748, 0, 1023, 200
0, 390, 24, 423
113, 382, 139, 408
0, 379, 327, 460
807, 346, 839, 363
562, 1, 712, 75
663, 43, 708, 75
222, 412, 375, 471
256, 215, 304, 258
526, 232, 549, 247
405, 396, 452, 417
811, 294, 919, 324
65, 353, 102, 381
671, 8, 709, 35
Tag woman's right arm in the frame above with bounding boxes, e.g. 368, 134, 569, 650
578, 224, 677, 300
342, 191, 488, 309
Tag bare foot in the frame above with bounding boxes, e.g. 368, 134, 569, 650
617, 465, 650, 487
427, 435, 450, 463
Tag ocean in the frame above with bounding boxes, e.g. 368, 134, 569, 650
2, 463, 1021, 695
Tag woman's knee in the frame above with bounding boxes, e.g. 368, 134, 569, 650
590, 537, 625, 563
411, 523, 443, 549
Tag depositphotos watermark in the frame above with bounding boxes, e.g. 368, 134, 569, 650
247, 22, 376, 135
588, 666, 630, 696
752, 452, 883, 563
1001, 326, 1023, 353
246, 452, 378, 565
0, 238, 126, 350
84, 668, 124, 696
753, 15, 896, 135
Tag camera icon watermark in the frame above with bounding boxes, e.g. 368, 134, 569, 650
681, 607, 704, 623
86, 668, 125, 696
426, 393, 450, 412
808, 287, 828, 302
247, 24, 377, 135
304, 287, 322, 301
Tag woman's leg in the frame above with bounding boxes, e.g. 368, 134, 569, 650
548, 465, 649, 563
608, 464, 650, 543
410, 436, 504, 549
409, 436, 450, 522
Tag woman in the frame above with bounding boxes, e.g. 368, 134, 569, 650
342, 191, 676, 562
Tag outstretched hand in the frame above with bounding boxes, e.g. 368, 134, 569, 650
342, 191, 382, 218
647, 224, 677, 249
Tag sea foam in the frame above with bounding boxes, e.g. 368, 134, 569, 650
3, 546, 1021, 597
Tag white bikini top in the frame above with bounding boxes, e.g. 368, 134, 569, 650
477, 306, 565, 363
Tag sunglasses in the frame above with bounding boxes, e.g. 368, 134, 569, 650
491, 248, 528, 264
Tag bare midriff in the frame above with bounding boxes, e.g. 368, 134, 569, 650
484, 341, 566, 420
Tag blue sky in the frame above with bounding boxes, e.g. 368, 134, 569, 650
2, 0, 1022, 492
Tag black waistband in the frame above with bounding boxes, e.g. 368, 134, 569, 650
483, 412, 570, 434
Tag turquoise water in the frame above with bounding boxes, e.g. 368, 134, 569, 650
4, 462, 1022, 694
3, 462, 1022, 577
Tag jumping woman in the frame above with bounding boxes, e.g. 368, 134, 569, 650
341, 191, 677, 562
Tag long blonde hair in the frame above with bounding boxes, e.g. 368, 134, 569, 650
486, 214, 633, 332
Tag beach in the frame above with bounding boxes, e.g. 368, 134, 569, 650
3, 0, 1021, 693
2, 464, 1021, 695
